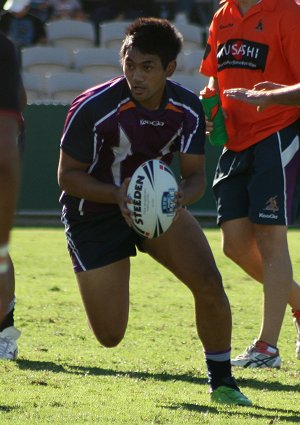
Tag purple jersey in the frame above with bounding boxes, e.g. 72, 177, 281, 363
60, 76, 206, 214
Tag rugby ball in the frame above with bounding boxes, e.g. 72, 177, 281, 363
127, 159, 178, 238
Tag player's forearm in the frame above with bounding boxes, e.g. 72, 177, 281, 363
269, 83, 300, 106
180, 174, 206, 206
58, 170, 120, 205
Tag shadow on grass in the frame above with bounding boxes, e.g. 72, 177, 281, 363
16, 359, 207, 385
164, 403, 300, 423
0, 405, 17, 412
17, 359, 299, 393
15, 360, 300, 420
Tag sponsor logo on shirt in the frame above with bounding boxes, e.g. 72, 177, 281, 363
140, 119, 165, 127
217, 38, 269, 71
219, 24, 234, 30
255, 20, 263, 31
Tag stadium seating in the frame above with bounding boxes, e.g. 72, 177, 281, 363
99, 21, 131, 50
22, 72, 47, 102
170, 74, 209, 95
46, 72, 96, 103
183, 49, 205, 75
21, 19, 207, 103
73, 47, 122, 82
46, 19, 96, 51
174, 22, 203, 52
21, 46, 73, 75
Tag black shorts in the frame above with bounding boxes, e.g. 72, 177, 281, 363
62, 208, 145, 273
213, 123, 300, 226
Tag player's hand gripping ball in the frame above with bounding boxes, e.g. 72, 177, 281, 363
127, 159, 178, 238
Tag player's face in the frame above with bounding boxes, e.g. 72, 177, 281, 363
123, 47, 175, 110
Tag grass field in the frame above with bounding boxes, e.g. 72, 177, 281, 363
1, 226, 299, 424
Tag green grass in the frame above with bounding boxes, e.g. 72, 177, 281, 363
1, 226, 299, 424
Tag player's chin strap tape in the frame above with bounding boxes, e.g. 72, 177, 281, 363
0, 244, 9, 274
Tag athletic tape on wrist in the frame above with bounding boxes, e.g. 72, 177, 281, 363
0, 244, 9, 258
0, 262, 9, 274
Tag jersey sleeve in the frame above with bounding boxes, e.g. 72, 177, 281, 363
60, 101, 96, 164
180, 97, 206, 155
199, 21, 218, 78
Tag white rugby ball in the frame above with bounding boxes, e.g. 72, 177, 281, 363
127, 159, 178, 238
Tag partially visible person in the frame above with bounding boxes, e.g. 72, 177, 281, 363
49, 0, 85, 20
174, 0, 215, 26
0, 31, 25, 359
0, 0, 47, 53
200, 0, 300, 367
224, 82, 300, 111
29, 0, 53, 23
87, 0, 156, 26
58, 17, 252, 406
116, 0, 156, 21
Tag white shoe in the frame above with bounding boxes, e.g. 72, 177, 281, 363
0, 326, 21, 360
294, 317, 300, 359
231, 340, 281, 368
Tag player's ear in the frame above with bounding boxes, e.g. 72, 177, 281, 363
165, 60, 176, 77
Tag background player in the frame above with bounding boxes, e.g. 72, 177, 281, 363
58, 17, 251, 406
0, 31, 25, 359
200, 0, 300, 367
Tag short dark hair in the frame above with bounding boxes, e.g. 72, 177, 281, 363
120, 17, 183, 69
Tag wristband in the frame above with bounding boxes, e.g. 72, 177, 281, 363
0, 244, 9, 274
0, 244, 9, 258
0, 262, 9, 274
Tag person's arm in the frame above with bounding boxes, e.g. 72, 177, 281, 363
58, 150, 133, 225
224, 82, 300, 111
178, 153, 206, 207
58, 150, 120, 203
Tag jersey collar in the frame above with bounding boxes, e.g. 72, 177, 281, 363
220, 0, 276, 11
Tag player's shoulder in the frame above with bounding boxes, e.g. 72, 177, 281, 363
274, 0, 300, 13
69, 76, 126, 116
276, 0, 300, 27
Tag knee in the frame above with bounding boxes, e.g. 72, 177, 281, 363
92, 329, 125, 348
223, 239, 238, 261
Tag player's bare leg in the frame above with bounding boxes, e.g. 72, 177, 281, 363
221, 218, 298, 367
143, 208, 252, 405
76, 258, 130, 347
143, 208, 232, 353
221, 218, 299, 344
221, 218, 300, 309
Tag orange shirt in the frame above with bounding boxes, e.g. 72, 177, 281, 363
200, 0, 300, 151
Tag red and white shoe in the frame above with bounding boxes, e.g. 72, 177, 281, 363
294, 317, 300, 360
231, 340, 281, 368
